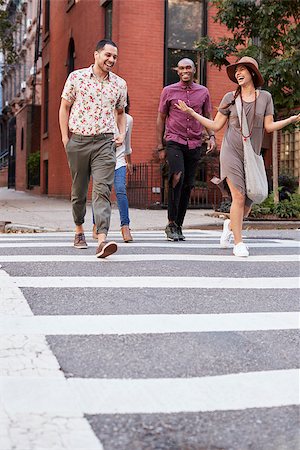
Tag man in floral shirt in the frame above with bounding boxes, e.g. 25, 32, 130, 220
59, 39, 127, 258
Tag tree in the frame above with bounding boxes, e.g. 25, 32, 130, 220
197, 0, 300, 113
0, 0, 16, 65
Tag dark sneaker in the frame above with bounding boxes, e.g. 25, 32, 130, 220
96, 241, 118, 258
165, 224, 179, 241
176, 225, 185, 241
74, 233, 88, 249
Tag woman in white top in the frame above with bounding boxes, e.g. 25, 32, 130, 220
93, 101, 134, 242
114, 106, 133, 242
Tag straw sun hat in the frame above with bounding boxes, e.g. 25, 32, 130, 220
226, 56, 264, 87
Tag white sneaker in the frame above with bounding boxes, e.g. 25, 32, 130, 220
233, 242, 249, 257
220, 219, 233, 248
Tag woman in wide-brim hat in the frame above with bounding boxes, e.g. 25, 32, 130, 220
175, 56, 300, 257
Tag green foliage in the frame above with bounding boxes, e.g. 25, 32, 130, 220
218, 198, 231, 213
273, 194, 300, 218
27, 152, 40, 187
0, 0, 17, 64
250, 192, 300, 218
196, 0, 300, 113
250, 193, 274, 217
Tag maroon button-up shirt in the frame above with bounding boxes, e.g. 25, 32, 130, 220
158, 81, 212, 149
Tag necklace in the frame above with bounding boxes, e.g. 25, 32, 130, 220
240, 90, 257, 141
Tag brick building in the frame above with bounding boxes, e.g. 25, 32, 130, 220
5, 1, 297, 205
0, 0, 42, 191
40, 0, 237, 206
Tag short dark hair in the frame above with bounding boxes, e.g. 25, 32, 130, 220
95, 39, 118, 51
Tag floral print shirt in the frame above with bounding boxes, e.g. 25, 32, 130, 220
61, 65, 127, 136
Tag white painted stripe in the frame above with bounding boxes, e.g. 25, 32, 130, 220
0, 312, 298, 335
0, 335, 64, 377
0, 230, 221, 238
71, 369, 300, 414
0, 236, 228, 242
0, 241, 299, 248
8, 276, 300, 289
0, 270, 33, 316
0, 412, 103, 450
1, 370, 297, 415
0, 268, 103, 449
0, 254, 299, 263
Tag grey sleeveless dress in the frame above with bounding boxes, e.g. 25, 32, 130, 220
214, 90, 274, 206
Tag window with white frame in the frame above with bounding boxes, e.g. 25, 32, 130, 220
280, 129, 300, 184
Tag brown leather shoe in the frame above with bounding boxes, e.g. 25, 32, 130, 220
74, 233, 88, 249
96, 241, 117, 258
121, 225, 133, 243
92, 224, 98, 240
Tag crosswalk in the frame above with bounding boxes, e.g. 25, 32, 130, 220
0, 230, 299, 450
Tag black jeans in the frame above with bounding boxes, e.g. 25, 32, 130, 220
166, 140, 204, 226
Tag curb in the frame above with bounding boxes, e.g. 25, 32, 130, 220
1, 221, 299, 234
3, 223, 57, 233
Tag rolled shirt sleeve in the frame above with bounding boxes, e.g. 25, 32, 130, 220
116, 81, 128, 110
158, 88, 169, 115
61, 72, 76, 104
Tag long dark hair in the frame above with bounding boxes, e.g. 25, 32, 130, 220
220, 85, 241, 110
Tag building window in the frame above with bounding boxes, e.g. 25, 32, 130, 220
67, 38, 75, 74
104, 1, 112, 39
44, 0, 50, 36
165, 0, 206, 85
280, 130, 300, 182
43, 64, 49, 134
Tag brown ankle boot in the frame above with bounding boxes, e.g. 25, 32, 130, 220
121, 225, 133, 242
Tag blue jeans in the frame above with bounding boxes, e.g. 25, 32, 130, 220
114, 166, 130, 227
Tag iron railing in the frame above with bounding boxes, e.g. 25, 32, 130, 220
127, 162, 222, 209
0, 150, 8, 170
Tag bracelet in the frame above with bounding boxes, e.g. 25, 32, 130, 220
209, 135, 215, 139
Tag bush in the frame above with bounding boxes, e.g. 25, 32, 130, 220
273, 193, 300, 218
278, 173, 299, 200
250, 192, 300, 219
27, 152, 40, 187
218, 198, 231, 213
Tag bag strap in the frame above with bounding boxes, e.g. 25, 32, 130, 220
235, 95, 251, 138
235, 94, 259, 159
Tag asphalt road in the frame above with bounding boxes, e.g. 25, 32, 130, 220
0, 228, 299, 450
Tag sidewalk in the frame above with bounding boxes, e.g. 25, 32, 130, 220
1, 188, 299, 233
0, 188, 223, 232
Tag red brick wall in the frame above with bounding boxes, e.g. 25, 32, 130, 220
41, 0, 165, 197
15, 105, 41, 192
40, 1, 273, 198
15, 106, 29, 191
206, 5, 236, 150
114, 0, 165, 163
41, 0, 105, 197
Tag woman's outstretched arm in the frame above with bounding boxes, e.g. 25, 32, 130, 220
264, 113, 300, 133
175, 100, 227, 132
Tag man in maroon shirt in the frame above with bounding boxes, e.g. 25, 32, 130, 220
157, 58, 216, 241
